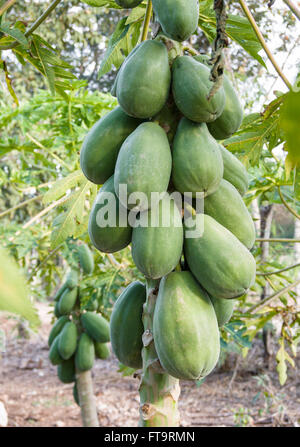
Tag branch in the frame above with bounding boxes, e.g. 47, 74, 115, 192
0, 0, 17, 16
238, 0, 292, 90
248, 279, 300, 313
0, 194, 42, 219
141, 0, 152, 42
256, 238, 300, 243
27, 243, 64, 281
283, 0, 300, 21
0, 0, 63, 50
278, 186, 300, 221
257, 262, 300, 276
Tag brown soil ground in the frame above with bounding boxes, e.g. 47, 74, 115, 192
0, 303, 299, 427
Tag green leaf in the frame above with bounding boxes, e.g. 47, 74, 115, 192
280, 91, 300, 172
0, 59, 19, 105
43, 170, 85, 204
276, 338, 295, 385
0, 22, 29, 48
81, 0, 121, 7
0, 248, 39, 328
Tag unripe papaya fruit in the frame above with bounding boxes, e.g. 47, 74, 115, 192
132, 195, 183, 279
58, 287, 78, 315
73, 382, 80, 406
88, 175, 132, 253
58, 322, 78, 360
49, 335, 64, 366
75, 333, 95, 372
204, 179, 256, 249
65, 269, 78, 289
115, 0, 142, 7
116, 40, 171, 118
77, 244, 94, 274
184, 215, 256, 299
57, 357, 76, 384
110, 281, 146, 369
219, 145, 249, 196
80, 107, 142, 185
94, 342, 110, 360
53, 282, 68, 302
81, 311, 110, 343
54, 300, 62, 318
172, 118, 223, 197
114, 122, 172, 212
153, 271, 220, 380
210, 296, 235, 327
152, 0, 199, 42
48, 316, 69, 347
172, 57, 225, 123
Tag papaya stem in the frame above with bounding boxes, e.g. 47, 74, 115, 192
0, 0, 17, 16
282, 0, 300, 21
141, 0, 152, 42
138, 278, 180, 427
278, 186, 300, 221
76, 369, 99, 427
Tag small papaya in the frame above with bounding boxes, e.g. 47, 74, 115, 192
58, 322, 78, 360
57, 357, 76, 384
65, 269, 78, 289
210, 295, 235, 327
81, 311, 110, 343
152, 0, 199, 42
110, 281, 146, 369
73, 382, 80, 406
219, 145, 249, 196
153, 271, 220, 380
172, 57, 225, 123
132, 194, 183, 279
204, 179, 256, 249
184, 214, 256, 299
115, 0, 142, 7
58, 287, 78, 315
80, 107, 142, 185
48, 316, 69, 347
53, 282, 68, 302
88, 175, 132, 253
114, 122, 172, 212
75, 333, 95, 372
172, 118, 223, 197
49, 335, 64, 366
116, 40, 171, 118
77, 244, 94, 274
94, 342, 110, 360
54, 301, 62, 318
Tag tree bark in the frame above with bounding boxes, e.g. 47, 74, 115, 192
76, 370, 99, 427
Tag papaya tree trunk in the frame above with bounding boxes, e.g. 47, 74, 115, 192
76, 369, 99, 427
139, 279, 181, 427
294, 219, 300, 299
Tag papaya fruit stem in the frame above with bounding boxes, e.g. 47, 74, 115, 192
138, 278, 181, 427
141, 0, 152, 42
76, 369, 99, 427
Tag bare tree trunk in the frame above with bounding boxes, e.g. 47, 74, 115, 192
76, 370, 99, 427
260, 205, 274, 368
252, 198, 261, 235
295, 219, 300, 298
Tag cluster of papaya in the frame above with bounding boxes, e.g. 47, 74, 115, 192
48, 244, 110, 405
80, 1, 256, 381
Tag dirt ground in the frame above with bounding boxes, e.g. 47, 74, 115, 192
0, 303, 299, 427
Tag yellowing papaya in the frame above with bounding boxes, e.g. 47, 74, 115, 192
204, 179, 256, 249
114, 122, 172, 212
75, 333, 95, 372
219, 145, 249, 196
110, 281, 146, 369
58, 287, 78, 315
115, 0, 142, 7
152, 0, 199, 42
132, 194, 183, 279
88, 176, 132, 253
172, 57, 225, 123
209, 295, 235, 327
48, 316, 69, 347
172, 118, 223, 197
184, 215, 256, 299
80, 107, 142, 184
81, 311, 110, 343
116, 40, 171, 118
153, 271, 220, 380
58, 322, 78, 360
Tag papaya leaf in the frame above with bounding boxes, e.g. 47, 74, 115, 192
81, 0, 121, 7
276, 338, 295, 386
0, 248, 40, 328
33, 36, 55, 95
43, 170, 85, 204
125, 5, 146, 24
0, 22, 29, 48
280, 91, 300, 174
0, 59, 18, 105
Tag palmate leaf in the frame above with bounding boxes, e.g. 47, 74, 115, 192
0, 22, 29, 48
43, 170, 84, 204
276, 338, 295, 386
0, 248, 39, 328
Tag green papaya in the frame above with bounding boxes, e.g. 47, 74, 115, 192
114, 122, 172, 212
116, 40, 171, 118
77, 244, 94, 274
210, 296, 235, 327
110, 281, 146, 369
48, 316, 69, 347
58, 287, 78, 315
54, 301, 62, 318
58, 322, 78, 360
94, 342, 110, 360
81, 311, 110, 343
80, 107, 142, 184
153, 271, 220, 380
207, 76, 243, 140
219, 145, 249, 196
172, 57, 225, 123
88, 175, 132, 253
110, 45, 141, 97
132, 194, 183, 279
49, 335, 64, 366
152, 0, 199, 42
172, 118, 223, 197
65, 269, 78, 289
57, 357, 76, 384
73, 382, 80, 406
204, 179, 256, 249
115, 0, 142, 7
75, 333, 95, 372
53, 282, 68, 302
184, 214, 256, 299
